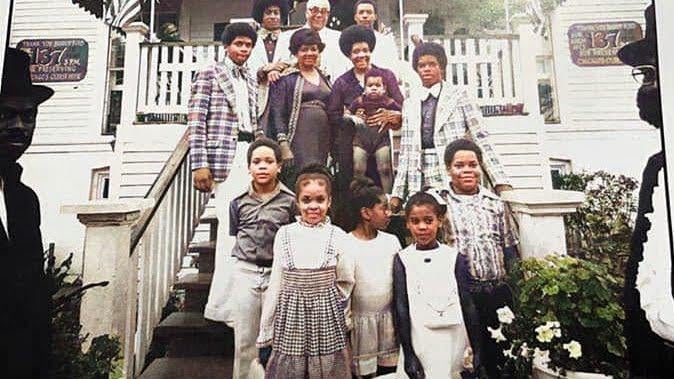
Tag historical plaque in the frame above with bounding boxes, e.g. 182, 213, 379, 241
568, 22, 642, 66
17, 38, 89, 82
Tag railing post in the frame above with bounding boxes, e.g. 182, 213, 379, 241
120, 22, 149, 128
403, 13, 429, 62
61, 200, 152, 376
516, 23, 543, 116
501, 190, 585, 259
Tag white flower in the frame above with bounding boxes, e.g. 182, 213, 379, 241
503, 347, 515, 358
533, 347, 551, 365
535, 321, 562, 342
535, 324, 555, 343
487, 326, 507, 342
520, 343, 530, 358
496, 306, 515, 324
563, 340, 582, 359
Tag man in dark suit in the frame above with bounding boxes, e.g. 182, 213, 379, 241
2, 47, 53, 378
618, 3, 674, 377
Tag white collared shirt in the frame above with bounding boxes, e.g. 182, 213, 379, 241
421, 82, 442, 100
0, 177, 7, 238
223, 56, 253, 133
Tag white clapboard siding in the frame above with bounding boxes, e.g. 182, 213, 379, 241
113, 125, 189, 199
9, 0, 110, 140
550, 0, 650, 129
484, 117, 551, 190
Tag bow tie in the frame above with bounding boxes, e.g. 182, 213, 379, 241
231, 65, 248, 79
421, 84, 441, 100
259, 28, 280, 41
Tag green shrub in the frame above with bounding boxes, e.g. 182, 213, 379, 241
47, 248, 122, 379
498, 255, 627, 377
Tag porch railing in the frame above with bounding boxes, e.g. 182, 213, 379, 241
441, 35, 522, 107
137, 41, 226, 116
63, 129, 209, 377
134, 36, 524, 116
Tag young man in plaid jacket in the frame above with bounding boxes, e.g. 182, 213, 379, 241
390, 42, 512, 213
188, 22, 264, 326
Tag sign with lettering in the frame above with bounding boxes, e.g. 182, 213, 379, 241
568, 22, 642, 66
17, 39, 89, 82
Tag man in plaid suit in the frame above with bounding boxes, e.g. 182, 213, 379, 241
390, 42, 512, 212
188, 23, 263, 326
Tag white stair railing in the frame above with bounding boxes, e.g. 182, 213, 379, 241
63, 130, 209, 377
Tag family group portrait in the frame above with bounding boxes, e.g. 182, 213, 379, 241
2, 0, 673, 378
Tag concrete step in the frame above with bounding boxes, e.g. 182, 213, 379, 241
190, 241, 216, 273
174, 273, 212, 312
139, 357, 232, 379
154, 311, 234, 357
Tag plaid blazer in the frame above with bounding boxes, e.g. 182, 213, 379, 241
392, 82, 511, 201
188, 62, 259, 182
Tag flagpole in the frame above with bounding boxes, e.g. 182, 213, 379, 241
505, 0, 511, 33
399, 0, 404, 60
150, 0, 156, 41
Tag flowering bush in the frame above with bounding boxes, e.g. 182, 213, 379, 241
494, 255, 626, 378
556, 170, 638, 288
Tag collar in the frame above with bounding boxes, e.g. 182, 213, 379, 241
0, 161, 22, 186
223, 56, 248, 78
258, 28, 280, 41
244, 181, 295, 199
446, 184, 500, 202
303, 24, 328, 38
296, 216, 331, 228
421, 82, 442, 100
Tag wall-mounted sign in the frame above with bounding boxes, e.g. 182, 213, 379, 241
568, 22, 642, 66
16, 39, 89, 82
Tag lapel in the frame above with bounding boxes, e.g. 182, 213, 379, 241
433, 81, 460, 138
246, 72, 257, 123
213, 63, 238, 110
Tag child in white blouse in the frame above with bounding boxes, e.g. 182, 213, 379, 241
346, 176, 401, 378
257, 163, 355, 379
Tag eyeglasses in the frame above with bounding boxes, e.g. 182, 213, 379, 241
631, 65, 658, 85
308, 7, 329, 16
0, 107, 37, 123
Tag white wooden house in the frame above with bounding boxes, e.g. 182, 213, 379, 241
8, 0, 661, 375
543, 0, 659, 180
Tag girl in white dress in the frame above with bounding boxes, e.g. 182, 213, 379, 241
393, 191, 471, 379
346, 176, 402, 378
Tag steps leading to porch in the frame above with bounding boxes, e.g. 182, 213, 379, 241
139, 207, 235, 378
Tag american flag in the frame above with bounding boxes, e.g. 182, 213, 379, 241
105, 0, 145, 29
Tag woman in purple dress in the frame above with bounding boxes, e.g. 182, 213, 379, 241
270, 29, 332, 180
327, 24, 403, 227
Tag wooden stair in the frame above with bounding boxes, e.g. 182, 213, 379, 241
139, 208, 236, 378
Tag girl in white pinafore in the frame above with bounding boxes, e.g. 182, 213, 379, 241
392, 191, 470, 379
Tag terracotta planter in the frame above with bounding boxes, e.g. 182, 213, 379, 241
533, 362, 612, 379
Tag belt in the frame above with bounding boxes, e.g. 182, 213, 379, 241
235, 259, 272, 273
466, 278, 504, 294
237, 131, 254, 143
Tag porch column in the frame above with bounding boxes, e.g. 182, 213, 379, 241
120, 22, 149, 128
516, 23, 543, 117
403, 13, 428, 61
501, 189, 585, 259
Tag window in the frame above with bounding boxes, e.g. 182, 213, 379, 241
90, 167, 110, 200
550, 158, 572, 189
104, 36, 125, 135
537, 56, 560, 124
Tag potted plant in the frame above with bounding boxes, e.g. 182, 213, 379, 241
490, 255, 627, 378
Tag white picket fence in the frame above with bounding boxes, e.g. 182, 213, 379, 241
440, 35, 522, 106
137, 42, 227, 115
136, 35, 523, 116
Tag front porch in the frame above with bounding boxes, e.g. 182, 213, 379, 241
65, 7, 587, 377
